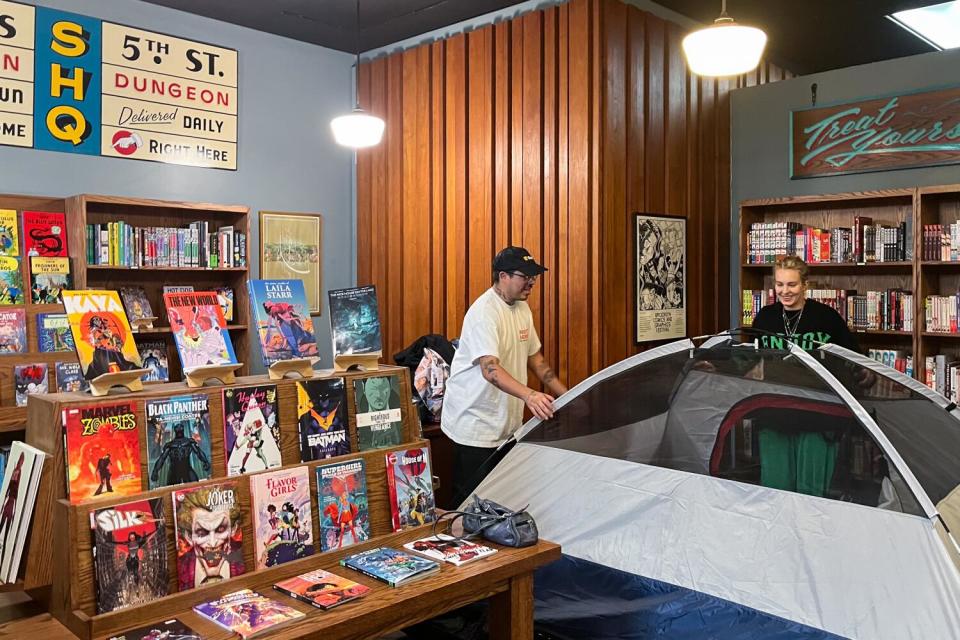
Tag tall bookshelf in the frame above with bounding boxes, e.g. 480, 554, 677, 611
65, 194, 252, 382
739, 186, 960, 383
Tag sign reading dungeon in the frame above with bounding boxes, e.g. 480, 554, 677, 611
0, 0, 237, 169
791, 86, 960, 179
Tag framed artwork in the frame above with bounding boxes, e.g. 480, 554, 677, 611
635, 213, 686, 343
259, 211, 323, 315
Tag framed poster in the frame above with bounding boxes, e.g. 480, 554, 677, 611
635, 213, 686, 343
259, 211, 323, 315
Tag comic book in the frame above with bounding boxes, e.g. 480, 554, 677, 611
90, 497, 169, 613
353, 375, 403, 450
162, 290, 237, 370
29, 256, 71, 303
247, 279, 318, 366
385, 447, 436, 532
273, 568, 370, 610
0, 308, 25, 353
106, 618, 201, 640
119, 286, 155, 322
0, 210, 18, 256
36, 312, 74, 352
172, 482, 246, 591
0, 441, 45, 583
162, 285, 194, 294
62, 290, 143, 380
145, 394, 212, 490
136, 339, 169, 382
216, 286, 235, 322
404, 534, 498, 566
339, 547, 439, 587
0, 256, 23, 305
316, 459, 369, 552
56, 361, 89, 392
14, 363, 47, 407
222, 384, 281, 476
328, 285, 382, 357
249, 467, 315, 570
296, 377, 350, 461
62, 400, 142, 504
22, 210, 68, 257
192, 589, 304, 638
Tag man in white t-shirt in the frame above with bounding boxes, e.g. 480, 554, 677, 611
441, 246, 567, 506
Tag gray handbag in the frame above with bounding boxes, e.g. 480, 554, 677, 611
435, 495, 539, 548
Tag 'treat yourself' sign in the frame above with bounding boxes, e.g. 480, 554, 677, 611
0, 0, 238, 170
791, 85, 960, 179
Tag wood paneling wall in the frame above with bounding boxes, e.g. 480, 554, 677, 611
357, 0, 790, 386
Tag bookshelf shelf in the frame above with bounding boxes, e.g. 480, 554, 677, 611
132, 323, 249, 335
851, 330, 913, 337
86, 265, 248, 272
742, 262, 912, 269
922, 332, 960, 339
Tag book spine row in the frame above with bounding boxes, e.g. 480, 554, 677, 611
85, 222, 247, 269
746, 218, 909, 264
740, 288, 913, 331
924, 295, 960, 333
921, 223, 960, 261
866, 349, 913, 376
925, 355, 960, 401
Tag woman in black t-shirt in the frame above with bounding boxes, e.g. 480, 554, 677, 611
751, 256, 859, 352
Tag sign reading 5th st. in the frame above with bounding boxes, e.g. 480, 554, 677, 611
0, 0, 238, 170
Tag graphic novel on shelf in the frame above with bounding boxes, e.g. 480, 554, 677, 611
340, 546, 439, 587
163, 290, 237, 370
385, 447, 436, 532
0, 256, 23, 305
136, 339, 169, 382
328, 285, 382, 357
354, 375, 403, 450
36, 312, 74, 353
0, 308, 25, 353
248, 279, 318, 365
145, 394, 212, 490
250, 466, 315, 570
193, 588, 304, 638
63, 400, 142, 504
316, 459, 369, 552
404, 534, 498, 566
0, 441, 46, 583
106, 618, 201, 640
274, 568, 370, 610
119, 286, 155, 322
63, 290, 143, 380
91, 497, 169, 614
222, 384, 281, 476
216, 286, 235, 322
172, 482, 246, 591
22, 210, 68, 257
14, 363, 48, 407
56, 361, 89, 392
296, 377, 350, 461
29, 256, 71, 303
0, 210, 18, 257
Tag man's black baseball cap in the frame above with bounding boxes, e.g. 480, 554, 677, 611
493, 246, 547, 276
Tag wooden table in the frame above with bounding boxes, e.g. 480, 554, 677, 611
0, 529, 560, 640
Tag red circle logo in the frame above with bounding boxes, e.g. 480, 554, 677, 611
111, 130, 141, 155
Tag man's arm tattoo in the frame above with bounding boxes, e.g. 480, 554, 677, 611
477, 356, 503, 389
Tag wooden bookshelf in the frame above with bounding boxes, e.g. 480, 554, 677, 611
65, 194, 252, 383
739, 184, 960, 383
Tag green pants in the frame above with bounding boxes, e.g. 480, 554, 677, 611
759, 428, 837, 497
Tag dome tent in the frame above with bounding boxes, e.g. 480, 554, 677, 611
472, 338, 960, 639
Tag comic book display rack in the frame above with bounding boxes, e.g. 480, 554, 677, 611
18, 365, 432, 640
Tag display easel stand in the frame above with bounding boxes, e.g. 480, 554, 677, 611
333, 353, 381, 372
129, 317, 157, 332
183, 363, 243, 388
88, 369, 151, 397
267, 357, 318, 380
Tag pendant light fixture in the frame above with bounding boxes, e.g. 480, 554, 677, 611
682, 0, 767, 77
331, 0, 384, 148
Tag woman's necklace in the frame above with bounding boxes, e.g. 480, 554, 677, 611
782, 304, 804, 338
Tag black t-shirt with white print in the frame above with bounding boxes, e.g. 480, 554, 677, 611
751, 299, 859, 352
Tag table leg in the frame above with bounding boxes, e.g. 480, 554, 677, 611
488, 573, 534, 640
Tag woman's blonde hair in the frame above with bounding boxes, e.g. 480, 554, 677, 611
774, 256, 810, 283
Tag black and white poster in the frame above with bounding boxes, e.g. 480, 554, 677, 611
635, 214, 686, 342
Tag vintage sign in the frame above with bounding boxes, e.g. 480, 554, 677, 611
0, 0, 237, 169
792, 86, 960, 179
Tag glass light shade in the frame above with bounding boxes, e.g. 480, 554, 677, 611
682, 20, 767, 77
330, 109, 385, 148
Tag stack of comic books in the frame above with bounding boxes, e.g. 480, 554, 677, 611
62, 400, 142, 504
193, 588, 304, 638
274, 567, 370, 609
162, 290, 237, 371
340, 547, 439, 587
0, 441, 46, 583
385, 447, 436, 532
247, 279, 319, 366
403, 534, 498, 566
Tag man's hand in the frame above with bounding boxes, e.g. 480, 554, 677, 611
525, 390, 556, 420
